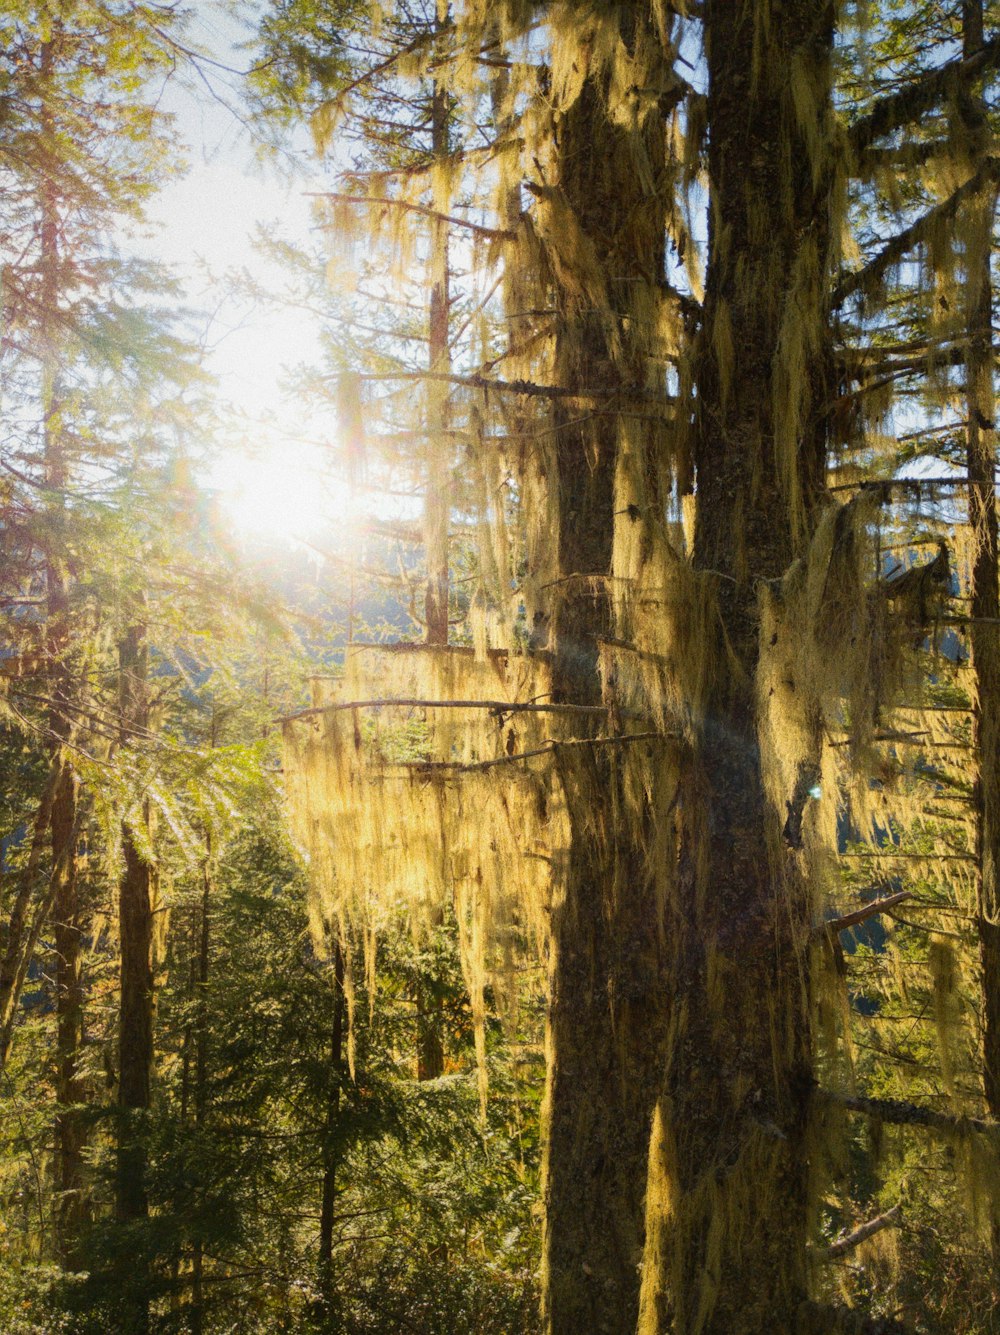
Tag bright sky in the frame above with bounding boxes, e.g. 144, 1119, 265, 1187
136, 0, 351, 548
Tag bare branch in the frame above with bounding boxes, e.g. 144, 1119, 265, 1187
308, 192, 516, 241
280, 698, 620, 724
819, 891, 912, 938
387, 731, 677, 775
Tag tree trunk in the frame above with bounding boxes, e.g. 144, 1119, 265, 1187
960, 0, 1000, 1123
423, 7, 452, 649
115, 623, 154, 1331
316, 939, 346, 1317
541, 54, 669, 1334
52, 756, 85, 1266
0, 765, 59, 1069
40, 32, 88, 1266
190, 849, 211, 1335
417, 11, 452, 1082
639, 4, 834, 1331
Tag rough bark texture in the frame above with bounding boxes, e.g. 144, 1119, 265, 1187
960, 0, 1000, 1127
541, 68, 669, 1335
639, 3, 834, 1331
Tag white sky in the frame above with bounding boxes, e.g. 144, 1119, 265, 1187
133, 1, 352, 545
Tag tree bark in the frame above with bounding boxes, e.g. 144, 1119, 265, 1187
960, 0, 1000, 1123
316, 938, 346, 1316
115, 623, 154, 1331
423, 5, 452, 649
541, 47, 669, 1334
639, 4, 834, 1331
190, 848, 211, 1335
40, 31, 88, 1267
0, 765, 59, 1069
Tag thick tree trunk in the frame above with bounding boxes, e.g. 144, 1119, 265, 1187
541, 63, 669, 1335
960, 0, 1000, 1123
639, 4, 833, 1331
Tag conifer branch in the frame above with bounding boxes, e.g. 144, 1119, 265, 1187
309, 192, 516, 241
343, 369, 674, 403
848, 36, 1000, 155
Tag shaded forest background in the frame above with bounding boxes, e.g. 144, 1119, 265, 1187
3, 1, 1000, 1333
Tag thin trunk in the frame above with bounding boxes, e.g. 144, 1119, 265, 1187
423, 10, 451, 648
418, 11, 451, 1079
541, 54, 669, 1335
0, 764, 58, 1068
316, 939, 345, 1314
51, 743, 84, 1267
639, 4, 834, 1331
190, 850, 211, 1335
115, 624, 153, 1332
40, 33, 87, 1266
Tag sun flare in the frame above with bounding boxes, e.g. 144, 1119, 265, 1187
207, 439, 354, 546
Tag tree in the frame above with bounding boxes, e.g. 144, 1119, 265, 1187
274, 1, 1000, 1331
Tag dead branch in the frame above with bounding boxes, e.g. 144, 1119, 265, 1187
819, 891, 912, 938
389, 730, 676, 775
280, 697, 621, 724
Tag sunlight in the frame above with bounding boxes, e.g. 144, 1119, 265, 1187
207, 438, 355, 546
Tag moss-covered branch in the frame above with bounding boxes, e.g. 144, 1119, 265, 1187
848, 36, 1000, 155
825, 1091, 998, 1135
833, 157, 1000, 307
